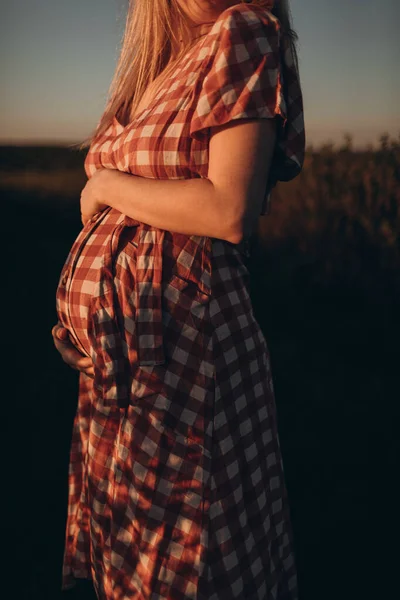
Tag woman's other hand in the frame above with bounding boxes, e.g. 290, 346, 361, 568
80, 169, 110, 226
51, 322, 94, 378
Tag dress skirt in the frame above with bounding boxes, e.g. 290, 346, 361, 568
56, 207, 298, 599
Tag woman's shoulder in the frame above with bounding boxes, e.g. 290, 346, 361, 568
212, 2, 280, 37
195, 2, 281, 64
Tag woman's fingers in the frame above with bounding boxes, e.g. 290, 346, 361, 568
54, 338, 88, 367
56, 340, 94, 378
51, 323, 94, 378
51, 323, 63, 339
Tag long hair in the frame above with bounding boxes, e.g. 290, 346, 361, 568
81, 0, 299, 148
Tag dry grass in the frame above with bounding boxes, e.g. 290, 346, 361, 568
256, 133, 400, 284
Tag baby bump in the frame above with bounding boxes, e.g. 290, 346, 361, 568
55, 207, 139, 357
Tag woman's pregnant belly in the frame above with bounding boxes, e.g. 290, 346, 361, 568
56, 207, 138, 358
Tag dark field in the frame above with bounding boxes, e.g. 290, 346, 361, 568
2, 137, 399, 599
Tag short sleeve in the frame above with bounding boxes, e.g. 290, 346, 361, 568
189, 6, 287, 144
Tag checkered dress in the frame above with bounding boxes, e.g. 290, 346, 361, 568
56, 4, 305, 599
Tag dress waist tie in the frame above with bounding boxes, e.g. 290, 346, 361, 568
87, 212, 166, 410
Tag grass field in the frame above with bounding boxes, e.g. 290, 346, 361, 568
2, 135, 399, 599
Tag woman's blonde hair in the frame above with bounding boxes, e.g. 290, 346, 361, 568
81, 0, 299, 148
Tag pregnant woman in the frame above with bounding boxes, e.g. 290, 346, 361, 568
52, 1, 305, 598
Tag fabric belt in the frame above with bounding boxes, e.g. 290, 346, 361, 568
88, 211, 166, 409
121, 215, 166, 366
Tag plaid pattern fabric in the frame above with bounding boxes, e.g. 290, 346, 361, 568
55, 4, 303, 599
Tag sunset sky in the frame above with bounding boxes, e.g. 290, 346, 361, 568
1, 0, 399, 148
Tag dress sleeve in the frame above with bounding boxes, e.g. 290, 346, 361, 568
189, 7, 287, 144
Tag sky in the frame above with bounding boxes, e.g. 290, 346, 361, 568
1, 0, 399, 148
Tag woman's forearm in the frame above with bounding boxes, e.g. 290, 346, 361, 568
102, 170, 241, 243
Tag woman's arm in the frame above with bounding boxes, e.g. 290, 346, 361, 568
97, 171, 237, 241
81, 117, 277, 243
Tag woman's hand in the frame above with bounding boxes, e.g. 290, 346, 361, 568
51, 322, 94, 378
80, 168, 111, 226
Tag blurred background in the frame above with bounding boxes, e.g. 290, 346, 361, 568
1, 1, 399, 599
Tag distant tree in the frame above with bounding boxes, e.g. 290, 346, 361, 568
339, 133, 353, 152
379, 132, 390, 151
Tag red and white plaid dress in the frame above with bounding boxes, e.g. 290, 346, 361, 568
56, 4, 305, 599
